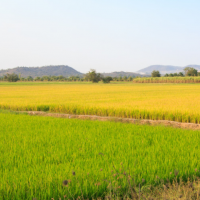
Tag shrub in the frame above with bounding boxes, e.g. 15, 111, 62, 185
102, 76, 113, 83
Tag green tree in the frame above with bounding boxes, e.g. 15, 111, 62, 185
174, 73, 178, 76
57, 75, 65, 81
102, 76, 113, 83
127, 77, 133, 81
34, 77, 41, 81
42, 76, 51, 81
178, 72, 184, 77
123, 76, 127, 81
112, 77, 118, 81
164, 73, 169, 77
26, 76, 33, 81
51, 76, 58, 81
3, 73, 19, 82
85, 69, 102, 83
184, 67, 197, 76
151, 70, 161, 77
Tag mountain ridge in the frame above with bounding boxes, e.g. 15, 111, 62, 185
1, 64, 200, 78
0, 65, 83, 78
0, 66, 147, 78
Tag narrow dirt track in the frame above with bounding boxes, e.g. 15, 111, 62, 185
19, 111, 200, 130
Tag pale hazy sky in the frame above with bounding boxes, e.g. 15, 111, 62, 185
0, 0, 200, 73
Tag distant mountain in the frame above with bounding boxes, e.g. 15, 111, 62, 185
0, 65, 83, 78
137, 65, 200, 75
101, 71, 145, 77
136, 65, 184, 75
1, 64, 200, 78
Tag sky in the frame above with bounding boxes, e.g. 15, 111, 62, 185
0, 0, 200, 73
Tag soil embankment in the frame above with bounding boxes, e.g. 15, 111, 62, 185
21, 111, 200, 130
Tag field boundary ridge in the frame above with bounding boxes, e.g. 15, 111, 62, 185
18, 111, 200, 130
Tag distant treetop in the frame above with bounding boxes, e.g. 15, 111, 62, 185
151, 70, 161, 77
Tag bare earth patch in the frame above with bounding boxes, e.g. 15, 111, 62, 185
21, 111, 200, 130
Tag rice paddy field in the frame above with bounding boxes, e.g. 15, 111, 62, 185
1, 82, 200, 123
1, 82, 200, 199
0, 110, 200, 199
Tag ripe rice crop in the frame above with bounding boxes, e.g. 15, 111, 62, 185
0, 111, 200, 199
1, 82, 200, 123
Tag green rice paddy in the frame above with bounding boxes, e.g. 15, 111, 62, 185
0, 111, 200, 199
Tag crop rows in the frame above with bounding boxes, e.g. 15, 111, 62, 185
132, 77, 200, 83
1, 82, 200, 123
0, 111, 200, 199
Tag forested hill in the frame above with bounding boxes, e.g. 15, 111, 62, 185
0, 65, 83, 78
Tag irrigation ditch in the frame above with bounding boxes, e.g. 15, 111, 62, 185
19, 111, 200, 130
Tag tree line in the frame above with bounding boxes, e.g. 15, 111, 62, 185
2, 67, 198, 83
151, 67, 199, 77
0, 70, 137, 83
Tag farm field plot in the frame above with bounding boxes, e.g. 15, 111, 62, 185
132, 76, 200, 83
1, 82, 200, 123
0, 111, 200, 199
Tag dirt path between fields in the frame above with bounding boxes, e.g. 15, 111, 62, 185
18, 111, 200, 130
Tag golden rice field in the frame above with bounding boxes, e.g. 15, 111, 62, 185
1, 82, 200, 123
